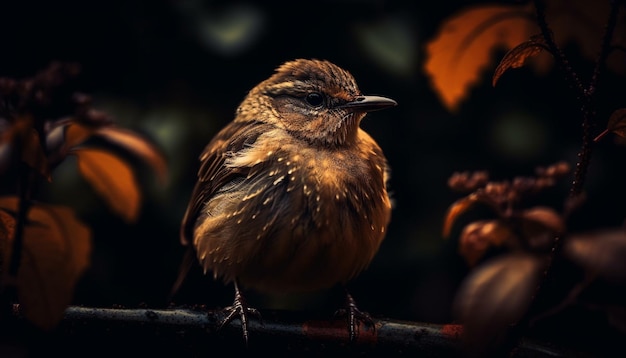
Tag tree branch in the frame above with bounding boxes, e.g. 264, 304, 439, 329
25, 305, 583, 357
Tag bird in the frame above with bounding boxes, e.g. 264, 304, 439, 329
173, 58, 396, 344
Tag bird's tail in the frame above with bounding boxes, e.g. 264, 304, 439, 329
168, 247, 196, 303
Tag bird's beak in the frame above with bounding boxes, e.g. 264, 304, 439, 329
339, 95, 397, 112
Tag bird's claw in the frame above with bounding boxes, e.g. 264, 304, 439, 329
217, 283, 262, 345
334, 293, 374, 342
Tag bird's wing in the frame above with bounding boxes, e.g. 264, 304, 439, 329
179, 119, 266, 246
171, 119, 267, 300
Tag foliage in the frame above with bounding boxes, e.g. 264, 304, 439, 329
425, 0, 626, 355
424, 0, 626, 113
0, 62, 167, 330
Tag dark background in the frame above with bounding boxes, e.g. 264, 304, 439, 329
1, 0, 625, 356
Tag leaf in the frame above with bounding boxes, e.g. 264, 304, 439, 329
73, 148, 141, 222
443, 193, 481, 238
459, 220, 513, 266
0, 197, 91, 330
492, 34, 547, 87
95, 126, 168, 185
519, 206, 566, 250
594, 108, 626, 142
423, 3, 536, 112
0, 209, 15, 253
65, 122, 96, 149
453, 253, 546, 352
564, 229, 626, 284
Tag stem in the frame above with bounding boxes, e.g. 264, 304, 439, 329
508, 1, 621, 356
588, 0, 620, 98
9, 116, 47, 277
8, 164, 35, 277
533, 0, 586, 101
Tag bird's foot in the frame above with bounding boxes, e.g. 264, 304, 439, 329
218, 283, 261, 345
334, 292, 374, 342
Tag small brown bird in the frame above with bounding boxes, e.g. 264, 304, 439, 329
175, 58, 396, 343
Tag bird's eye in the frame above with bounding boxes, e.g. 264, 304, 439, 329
304, 92, 324, 107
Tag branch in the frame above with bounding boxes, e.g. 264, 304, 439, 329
30, 305, 582, 357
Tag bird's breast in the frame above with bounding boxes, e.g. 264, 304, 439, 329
195, 133, 391, 293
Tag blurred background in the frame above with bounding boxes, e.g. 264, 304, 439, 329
1, 0, 625, 354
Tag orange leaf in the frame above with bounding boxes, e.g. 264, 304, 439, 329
0, 197, 91, 330
453, 253, 546, 350
95, 126, 168, 184
521, 206, 565, 233
443, 193, 480, 238
423, 3, 536, 112
492, 34, 547, 87
65, 122, 96, 149
0, 209, 15, 255
459, 220, 513, 266
73, 148, 141, 222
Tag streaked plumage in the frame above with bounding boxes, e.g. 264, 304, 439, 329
176, 58, 396, 342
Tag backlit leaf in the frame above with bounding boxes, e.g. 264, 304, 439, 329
443, 193, 480, 238
73, 148, 141, 222
423, 3, 536, 111
453, 253, 546, 351
459, 220, 513, 266
564, 229, 626, 284
425, 0, 626, 112
492, 34, 547, 87
65, 122, 96, 149
95, 126, 168, 184
0, 197, 91, 330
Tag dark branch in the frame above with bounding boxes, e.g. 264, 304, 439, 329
18, 305, 584, 357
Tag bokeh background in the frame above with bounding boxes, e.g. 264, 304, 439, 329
1, 0, 625, 354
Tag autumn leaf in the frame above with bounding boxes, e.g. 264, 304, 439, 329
493, 34, 548, 87
65, 122, 96, 149
94, 126, 168, 184
519, 206, 566, 250
423, 3, 536, 112
0, 209, 14, 255
0, 197, 91, 330
459, 220, 513, 266
564, 229, 626, 284
73, 148, 141, 222
594, 108, 626, 142
453, 253, 547, 352
424, 0, 626, 112
443, 193, 481, 238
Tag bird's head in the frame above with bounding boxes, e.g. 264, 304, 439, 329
236, 59, 396, 147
